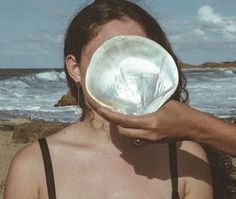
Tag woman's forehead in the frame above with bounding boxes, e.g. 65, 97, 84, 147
83, 19, 147, 58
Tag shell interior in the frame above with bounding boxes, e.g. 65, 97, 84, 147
85, 35, 179, 115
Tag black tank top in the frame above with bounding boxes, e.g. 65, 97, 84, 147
39, 138, 180, 199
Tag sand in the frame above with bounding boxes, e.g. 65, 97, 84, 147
0, 118, 68, 199
0, 132, 26, 199
0, 119, 28, 199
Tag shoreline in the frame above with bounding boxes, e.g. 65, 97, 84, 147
0, 68, 63, 80
0, 65, 235, 80
183, 67, 236, 72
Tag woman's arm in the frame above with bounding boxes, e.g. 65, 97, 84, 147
95, 100, 236, 155
4, 143, 40, 199
193, 111, 236, 156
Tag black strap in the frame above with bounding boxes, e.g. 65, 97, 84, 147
38, 137, 178, 199
169, 142, 180, 199
39, 138, 57, 199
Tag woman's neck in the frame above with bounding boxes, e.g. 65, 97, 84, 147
81, 110, 144, 149
82, 110, 113, 143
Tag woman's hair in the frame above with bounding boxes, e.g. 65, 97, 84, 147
64, 0, 188, 119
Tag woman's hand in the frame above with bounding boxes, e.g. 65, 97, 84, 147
95, 100, 198, 142
90, 98, 236, 155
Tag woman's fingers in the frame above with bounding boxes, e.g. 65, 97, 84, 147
86, 95, 155, 129
116, 125, 183, 143
86, 88, 160, 129
91, 99, 193, 142
116, 125, 147, 138
116, 125, 169, 142
117, 126, 161, 141
97, 107, 152, 129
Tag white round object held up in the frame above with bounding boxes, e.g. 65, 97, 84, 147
86, 35, 179, 115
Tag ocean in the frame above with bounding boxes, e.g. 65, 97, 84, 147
0, 68, 235, 123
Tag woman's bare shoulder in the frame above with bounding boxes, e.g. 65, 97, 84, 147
8, 141, 42, 175
46, 121, 91, 146
47, 121, 80, 139
177, 141, 210, 176
177, 141, 213, 199
4, 142, 43, 198
178, 141, 208, 161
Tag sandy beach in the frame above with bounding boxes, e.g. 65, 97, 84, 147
0, 123, 25, 199
0, 118, 68, 199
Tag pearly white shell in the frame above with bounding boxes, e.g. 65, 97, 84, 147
85, 35, 179, 115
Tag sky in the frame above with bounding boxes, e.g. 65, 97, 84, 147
0, 0, 236, 68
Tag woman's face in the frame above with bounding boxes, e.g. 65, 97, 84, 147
77, 18, 147, 108
79, 18, 147, 85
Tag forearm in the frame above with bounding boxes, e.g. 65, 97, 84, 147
188, 109, 236, 156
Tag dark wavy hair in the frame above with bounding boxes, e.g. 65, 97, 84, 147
64, 0, 188, 119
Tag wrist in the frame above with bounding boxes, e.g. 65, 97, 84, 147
189, 110, 236, 155
182, 106, 213, 142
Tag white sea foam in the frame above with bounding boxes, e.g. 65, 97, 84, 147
0, 69, 235, 122
34, 71, 65, 81
186, 69, 236, 118
2, 79, 30, 88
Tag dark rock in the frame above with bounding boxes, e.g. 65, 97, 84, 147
54, 90, 77, 107
182, 60, 236, 69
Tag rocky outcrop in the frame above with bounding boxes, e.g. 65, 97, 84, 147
54, 90, 77, 107
182, 60, 236, 69
199, 61, 236, 68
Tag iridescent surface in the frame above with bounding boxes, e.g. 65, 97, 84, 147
86, 36, 179, 115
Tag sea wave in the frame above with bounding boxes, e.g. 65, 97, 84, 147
34, 71, 66, 81
0, 107, 82, 123
0, 69, 236, 122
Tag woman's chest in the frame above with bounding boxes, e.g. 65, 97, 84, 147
42, 150, 174, 199
54, 170, 173, 199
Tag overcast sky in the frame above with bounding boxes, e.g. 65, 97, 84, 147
0, 0, 236, 68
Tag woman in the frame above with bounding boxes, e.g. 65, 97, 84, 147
4, 0, 213, 198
